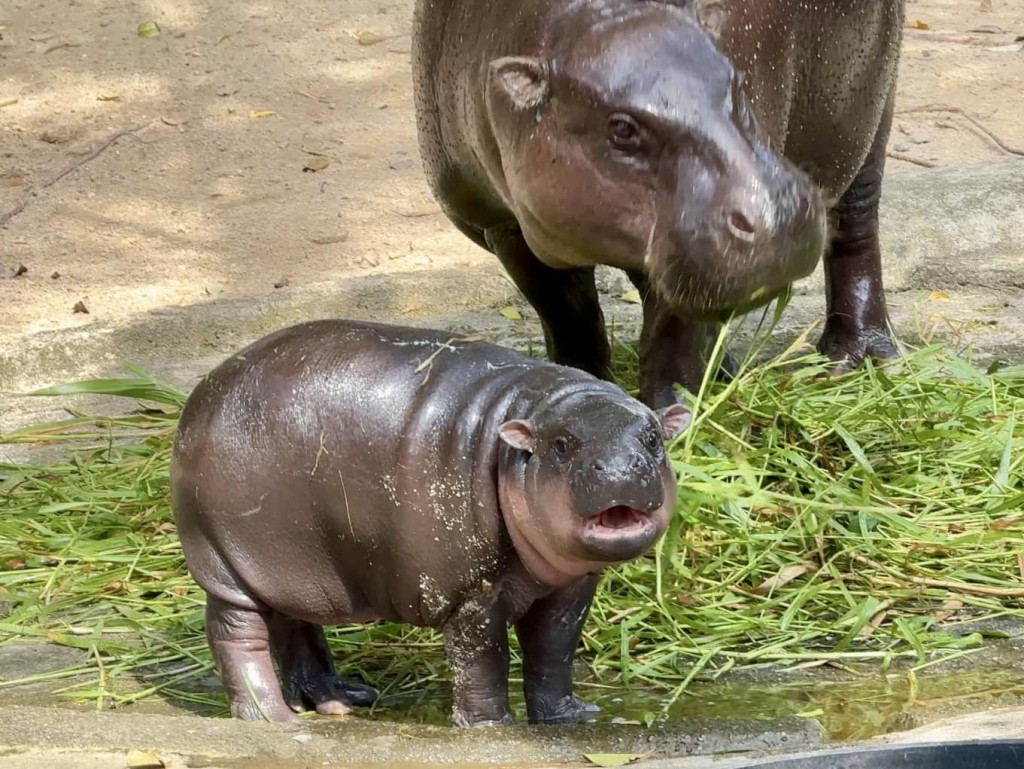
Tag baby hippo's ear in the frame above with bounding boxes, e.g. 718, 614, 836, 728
657, 404, 692, 439
488, 56, 550, 111
499, 419, 537, 452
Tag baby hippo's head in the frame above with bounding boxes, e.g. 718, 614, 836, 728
498, 380, 690, 583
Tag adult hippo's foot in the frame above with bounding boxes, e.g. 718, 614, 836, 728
817, 88, 900, 376
269, 615, 379, 716
628, 271, 738, 409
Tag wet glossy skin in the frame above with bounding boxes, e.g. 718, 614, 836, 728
412, 0, 904, 408
171, 319, 688, 726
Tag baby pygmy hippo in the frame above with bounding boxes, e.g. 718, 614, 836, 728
171, 319, 689, 726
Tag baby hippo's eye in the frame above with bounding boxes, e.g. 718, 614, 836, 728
553, 436, 569, 455
607, 113, 642, 151
644, 428, 662, 452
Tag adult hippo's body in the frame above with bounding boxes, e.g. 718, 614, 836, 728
171, 319, 689, 726
412, 0, 904, 407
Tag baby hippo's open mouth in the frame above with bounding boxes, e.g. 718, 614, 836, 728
590, 505, 650, 533
579, 505, 662, 560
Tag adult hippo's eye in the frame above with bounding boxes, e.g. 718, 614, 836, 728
607, 113, 642, 152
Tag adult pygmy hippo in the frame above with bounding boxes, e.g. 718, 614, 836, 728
412, 0, 904, 408
171, 319, 690, 726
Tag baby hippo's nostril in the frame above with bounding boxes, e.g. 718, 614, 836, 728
591, 458, 607, 473
726, 208, 757, 242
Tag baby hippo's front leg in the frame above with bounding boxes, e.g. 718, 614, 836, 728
442, 595, 514, 727
516, 575, 601, 724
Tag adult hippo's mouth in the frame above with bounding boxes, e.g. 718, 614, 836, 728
579, 505, 662, 561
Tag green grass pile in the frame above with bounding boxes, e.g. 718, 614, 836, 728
2, 334, 1024, 716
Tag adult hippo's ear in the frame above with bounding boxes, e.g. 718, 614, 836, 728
499, 419, 537, 453
657, 404, 692, 439
487, 57, 550, 112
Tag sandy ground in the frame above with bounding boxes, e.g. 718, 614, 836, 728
0, 0, 1022, 338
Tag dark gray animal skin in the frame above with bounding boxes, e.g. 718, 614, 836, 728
171, 319, 690, 726
412, 0, 904, 408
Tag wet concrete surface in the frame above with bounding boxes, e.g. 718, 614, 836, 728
3, 630, 1024, 767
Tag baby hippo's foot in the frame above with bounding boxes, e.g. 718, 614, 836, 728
231, 697, 305, 723
336, 677, 380, 707
528, 695, 601, 725
282, 670, 371, 716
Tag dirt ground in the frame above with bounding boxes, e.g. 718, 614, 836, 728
1, 0, 1022, 339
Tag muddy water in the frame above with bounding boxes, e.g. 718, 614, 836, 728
365, 644, 1024, 742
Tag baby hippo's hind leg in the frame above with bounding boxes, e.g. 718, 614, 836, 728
205, 595, 300, 722
268, 615, 380, 714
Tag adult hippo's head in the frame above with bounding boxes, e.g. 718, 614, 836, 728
482, 1, 827, 319
496, 379, 690, 586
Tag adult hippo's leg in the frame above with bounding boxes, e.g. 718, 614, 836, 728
627, 271, 738, 409
516, 575, 601, 724
485, 223, 612, 381
267, 615, 379, 715
816, 89, 900, 369
443, 596, 514, 727
205, 595, 300, 722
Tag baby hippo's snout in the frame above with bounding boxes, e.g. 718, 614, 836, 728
571, 449, 669, 562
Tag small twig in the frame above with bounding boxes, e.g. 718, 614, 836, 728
852, 554, 1024, 598
0, 122, 149, 227
887, 151, 938, 168
902, 29, 1004, 46
896, 104, 1024, 157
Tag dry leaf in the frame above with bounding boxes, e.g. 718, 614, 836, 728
905, 20, 930, 30
499, 306, 523, 321
137, 21, 161, 39
933, 599, 963, 624
991, 516, 1023, 531
354, 29, 388, 46
126, 749, 165, 769
249, 109, 276, 118
928, 290, 951, 301
753, 561, 814, 595
620, 288, 643, 304
584, 754, 647, 767
968, 25, 1004, 34
0, 98, 18, 109
1, 264, 28, 280
97, 94, 121, 102
303, 155, 332, 172
73, 299, 90, 314
948, 522, 966, 534
978, 0, 993, 11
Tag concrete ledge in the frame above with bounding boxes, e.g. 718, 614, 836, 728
0, 705, 824, 766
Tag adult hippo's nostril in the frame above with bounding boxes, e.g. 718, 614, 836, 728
591, 458, 607, 472
726, 209, 757, 242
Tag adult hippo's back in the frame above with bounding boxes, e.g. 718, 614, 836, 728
412, 0, 904, 408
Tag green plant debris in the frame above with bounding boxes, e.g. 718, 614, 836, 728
2, 337, 1024, 717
